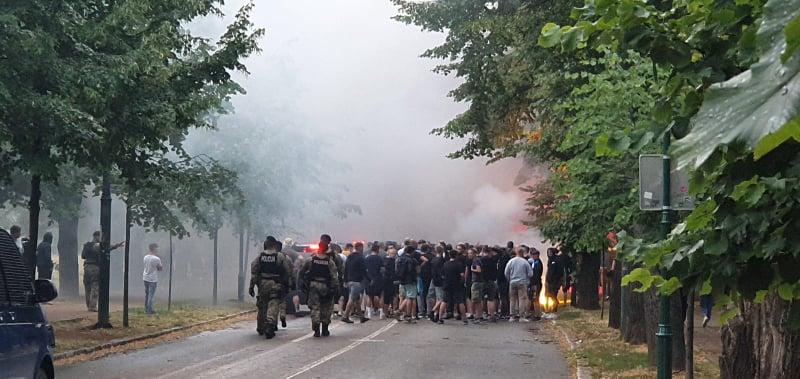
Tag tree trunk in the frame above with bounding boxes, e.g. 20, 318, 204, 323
96, 174, 112, 328
720, 294, 800, 379
123, 204, 131, 328
212, 228, 218, 306
608, 258, 622, 329
237, 218, 244, 302
573, 251, 600, 310
644, 288, 686, 371
56, 213, 80, 298
26, 175, 42, 282
621, 261, 647, 344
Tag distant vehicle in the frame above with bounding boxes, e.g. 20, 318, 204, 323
291, 243, 321, 255
0, 228, 58, 379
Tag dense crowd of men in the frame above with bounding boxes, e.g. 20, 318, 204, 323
249, 234, 574, 338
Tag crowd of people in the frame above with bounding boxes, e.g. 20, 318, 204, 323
249, 234, 575, 339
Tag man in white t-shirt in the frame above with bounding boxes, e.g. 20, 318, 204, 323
143, 243, 163, 314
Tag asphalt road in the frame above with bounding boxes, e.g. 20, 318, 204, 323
57, 316, 570, 379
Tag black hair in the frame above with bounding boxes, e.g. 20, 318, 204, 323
148, 243, 158, 252
320, 234, 332, 243
9, 225, 21, 235
507, 241, 514, 249
93, 230, 101, 238
43, 232, 53, 243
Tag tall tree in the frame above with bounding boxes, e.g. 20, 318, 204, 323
0, 0, 104, 281
544, 0, 800, 376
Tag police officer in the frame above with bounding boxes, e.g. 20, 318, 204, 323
300, 234, 339, 337
249, 236, 293, 339
81, 231, 123, 312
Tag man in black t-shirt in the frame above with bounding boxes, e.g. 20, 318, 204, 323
480, 247, 500, 322
442, 250, 468, 325
428, 245, 446, 322
365, 243, 385, 319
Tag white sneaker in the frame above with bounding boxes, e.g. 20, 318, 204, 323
379, 309, 385, 320
509, 317, 518, 323
520, 318, 531, 323
366, 308, 372, 319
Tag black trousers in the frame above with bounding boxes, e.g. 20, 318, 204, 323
498, 280, 510, 316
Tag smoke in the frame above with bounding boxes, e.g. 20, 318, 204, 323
187, 0, 546, 246
450, 184, 543, 245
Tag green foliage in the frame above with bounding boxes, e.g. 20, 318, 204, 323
392, 0, 582, 160
532, 0, 800, 331
672, 0, 800, 168
530, 50, 661, 251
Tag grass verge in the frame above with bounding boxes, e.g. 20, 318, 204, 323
53, 302, 252, 354
549, 307, 720, 378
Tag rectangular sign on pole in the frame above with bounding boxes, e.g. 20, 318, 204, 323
639, 154, 695, 211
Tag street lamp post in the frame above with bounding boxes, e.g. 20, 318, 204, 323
657, 131, 673, 379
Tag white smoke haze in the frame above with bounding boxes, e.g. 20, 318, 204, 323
191, 0, 545, 245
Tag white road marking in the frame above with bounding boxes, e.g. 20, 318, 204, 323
155, 322, 341, 379
284, 320, 398, 379
349, 339, 384, 342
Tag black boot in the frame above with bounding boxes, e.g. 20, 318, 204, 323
265, 324, 276, 339
312, 323, 321, 337
321, 323, 330, 337
281, 316, 287, 328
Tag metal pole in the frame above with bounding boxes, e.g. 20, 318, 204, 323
657, 131, 673, 379
686, 290, 695, 379
97, 173, 113, 328
123, 204, 131, 327
168, 233, 173, 311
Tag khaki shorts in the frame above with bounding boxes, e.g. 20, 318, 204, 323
470, 281, 498, 302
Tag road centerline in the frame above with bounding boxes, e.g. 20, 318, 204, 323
284, 320, 398, 379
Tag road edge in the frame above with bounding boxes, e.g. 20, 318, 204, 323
551, 319, 592, 379
53, 309, 255, 361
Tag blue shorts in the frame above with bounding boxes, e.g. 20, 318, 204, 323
347, 281, 364, 301
403, 284, 418, 299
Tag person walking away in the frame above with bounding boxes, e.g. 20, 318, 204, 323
528, 248, 544, 320
249, 237, 293, 339
428, 245, 446, 322
442, 250, 468, 325
81, 231, 124, 312
418, 244, 433, 318
481, 246, 500, 322
365, 243, 385, 319
505, 246, 533, 322
36, 232, 54, 280
330, 244, 347, 318
468, 248, 486, 323
497, 242, 514, 319
395, 246, 418, 323
300, 234, 339, 337
382, 247, 399, 317
143, 243, 163, 315
545, 247, 564, 315
273, 239, 295, 328
342, 242, 369, 323
700, 294, 713, 327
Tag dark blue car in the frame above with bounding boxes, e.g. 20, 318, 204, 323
0, 228, 57, 379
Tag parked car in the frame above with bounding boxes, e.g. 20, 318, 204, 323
0, 228, 58, 379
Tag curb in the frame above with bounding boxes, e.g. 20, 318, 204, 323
53, 309, 255, 361
551, 319, 592, 379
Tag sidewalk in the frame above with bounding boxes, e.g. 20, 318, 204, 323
43, 297, 135, 322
